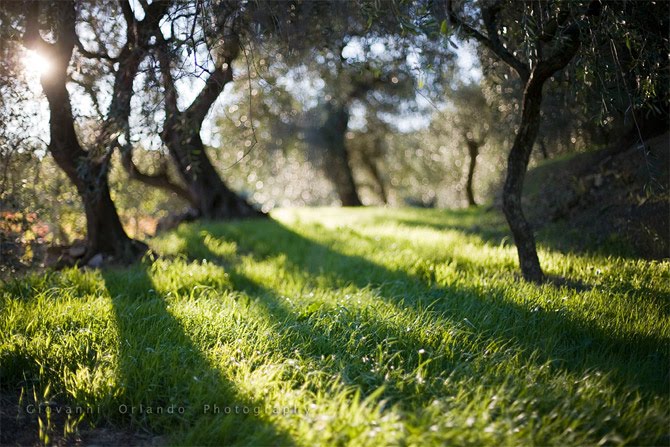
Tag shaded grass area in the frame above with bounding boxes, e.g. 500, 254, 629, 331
1, 207, 669, 445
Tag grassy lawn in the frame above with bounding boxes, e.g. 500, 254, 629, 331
1, 207, 668, 445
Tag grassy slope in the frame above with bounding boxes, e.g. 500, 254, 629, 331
522, 133, 670, 260
1, 207, 669, 446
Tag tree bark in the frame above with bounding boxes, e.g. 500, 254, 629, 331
162, 125, 263, 219
101, 1, 197, 207
24, 1, 146, 263
502, 79, 545, 282
359, 150, 388, 204
156, 37, 264, 219
503, 28, 581, 283
321, 105, 363, 207
80, 165, 147, 261
447, 0, 586, 282
464, 139, 480, 207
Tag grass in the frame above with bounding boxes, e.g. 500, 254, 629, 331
1, 207, 669, 445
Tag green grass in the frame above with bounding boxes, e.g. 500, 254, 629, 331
1, 207, 669, 445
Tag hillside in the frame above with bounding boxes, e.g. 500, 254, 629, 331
524, 132, 669, 259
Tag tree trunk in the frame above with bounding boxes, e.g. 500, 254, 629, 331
26, 1, 146, 264
328, 144, 363, 207
502, 79, 545, 283
360, 151, 388, 204
155, 37, 264, 220
322, 105, 362, 207
43, 70, 146, 263
163, 127, 263, 219
464, 139, 480, 207
446, 0, 584, 282
81, 169, 147, 261
539, 139, 549, 159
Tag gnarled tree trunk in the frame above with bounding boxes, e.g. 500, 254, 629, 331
24, 1, 146, 264
162, 126, 263, 219
320, 105, 362, 207
107, 5, 262, 221
157, 37, 263, 219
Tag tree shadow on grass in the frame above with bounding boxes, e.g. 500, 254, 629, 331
100, 265, 294, 446
161, 237, 546, 416
170, 219, 669, 400
380, 213, 643, 262
377, 215, 668, 307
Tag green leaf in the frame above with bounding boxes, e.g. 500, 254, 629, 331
440, 19, 448, 35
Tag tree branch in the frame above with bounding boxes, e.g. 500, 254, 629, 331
103, 0, 171, 146
120, 143, 194, 204
183, 60, 234, 129
533, 23, 581, 84
183, 13, 240, 128
75, 36, 117, 61
23, 1, 89, 183
120, 0, 135, 27
446, 0, 530, 82
23, 1, 54, 57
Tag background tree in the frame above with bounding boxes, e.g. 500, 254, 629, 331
445, 0, 668, 281
103, 0, 263, 219
439, 82, 491, 206
346, 115, 393, 205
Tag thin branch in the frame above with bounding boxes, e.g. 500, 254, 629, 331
222, 42, 258, 170
446, 0, 530, 82
119, 139, 195, 203
69, 74, 104, 118
75, 37, 118, 61
533, 23, 581, 84
183, 15, 239, 127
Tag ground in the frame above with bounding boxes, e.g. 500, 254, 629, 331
1, 207, 669, 446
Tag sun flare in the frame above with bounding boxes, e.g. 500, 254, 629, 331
23, 50, 53, 76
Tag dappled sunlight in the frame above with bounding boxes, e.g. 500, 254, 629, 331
153, 213, 670, 396
148, 214, 669, 443
100, 266, 294, 444
2, 0, 667, 442
2, 208, 668, 444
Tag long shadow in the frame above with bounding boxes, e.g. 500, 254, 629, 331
167, 237, 536, 413
172, 219, 669, 399
379, 213, 645, 261
101, 264, 294, 445
379, 215, 669, 305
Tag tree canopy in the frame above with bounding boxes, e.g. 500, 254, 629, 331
0, 0, 667, 279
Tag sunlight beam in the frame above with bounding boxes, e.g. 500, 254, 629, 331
22, 49, 53, 77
